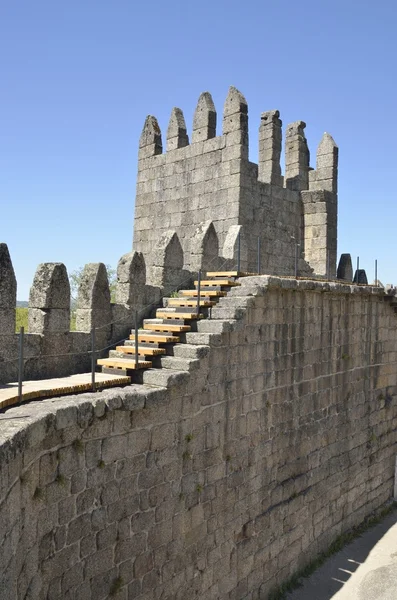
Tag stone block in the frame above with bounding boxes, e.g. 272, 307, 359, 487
28, 308, 70, 334
0, 310, 15, 335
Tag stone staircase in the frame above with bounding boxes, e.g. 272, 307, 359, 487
97, 271, 247, 381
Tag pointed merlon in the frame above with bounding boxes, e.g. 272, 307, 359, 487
317, 132, 338, 155
0, 243, 17, 336
28, 263, 70, 334
258, 110, 282, 186
285, 120, 310, 191
75, 263, 112, 334
139, 115, 162, 159
314, 132, 338, 193
167, 107, 189, 151
0, 243, 16, 309
222, 86, 248, 158
192, 92, 216, 143
223, 86, 248, 118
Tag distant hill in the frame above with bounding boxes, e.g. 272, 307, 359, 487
16, 301, 28, 308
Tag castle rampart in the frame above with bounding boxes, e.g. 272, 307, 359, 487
0, 85, 395, 600
0, 277, 396, 599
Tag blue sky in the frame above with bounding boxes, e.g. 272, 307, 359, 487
1, 0, 396, 299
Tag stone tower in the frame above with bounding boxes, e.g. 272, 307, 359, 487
132, 86, 338, 285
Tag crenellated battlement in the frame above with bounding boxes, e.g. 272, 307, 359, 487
133, 86, 339, 281
1, 87, 344, 385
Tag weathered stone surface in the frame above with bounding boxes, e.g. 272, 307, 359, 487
114, 252, 146, 306
28, 308, 70, 334
29, 263, 70, 309
1, 278, 397, 600
0, 243, 16, 309
132, 87, 330, 278
166, 107, 189, 151
149, 230, 185, 294
192, 92, 216, 143
190, 221, 220, 272
285, 120, 310, 192
139, 115, 162, 156
76, 263, 110, 311
222, 225, 248, 272
310, 132, 339, 194
258, 109, 282, 186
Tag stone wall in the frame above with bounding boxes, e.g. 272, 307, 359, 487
0, 248, 159, 385
1, 277, 396, 599
133, 87, 338, 279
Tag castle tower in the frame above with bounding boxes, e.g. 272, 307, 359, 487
132, 87, 338, 281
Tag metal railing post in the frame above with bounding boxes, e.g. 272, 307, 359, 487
237, 230, 241, 274
197, 271, 201, 315
18, 327, 24, 403
135, 310, 139, 369
257, 237, 261, 275
375, 259, 378, 286
91, 327, 96, 392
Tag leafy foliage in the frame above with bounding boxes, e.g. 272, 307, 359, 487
15, 307, 28, 333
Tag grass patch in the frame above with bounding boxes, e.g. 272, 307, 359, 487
15, 307, 28, 332
55, 474, 66, 486
268, 501, 397, 600
109, 577, 124, 596
72, 439, 84, 454
16, 307, 77, 332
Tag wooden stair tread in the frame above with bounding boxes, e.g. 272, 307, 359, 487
180, 290, 227, 297
206, 271, 257, 277
97, 358, 152, 370
156, 311, 203, 320
194, 280, 241, 287
129, 333, 180, 343
116, 346, 166, 356
168, 299, 215, 307
143, 323, 191, 333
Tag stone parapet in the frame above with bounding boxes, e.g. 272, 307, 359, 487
0, 276, 396, 599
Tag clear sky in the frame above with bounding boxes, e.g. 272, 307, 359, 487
1, 0, 396, 299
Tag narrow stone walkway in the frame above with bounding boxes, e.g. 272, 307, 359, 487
286, 509, 397, 600
0, 372, 130, 409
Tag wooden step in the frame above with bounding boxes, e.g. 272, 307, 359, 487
143, 323, 191, 333
168, 298, 215, 308
194, 280, 241, 287
129, 333, 180, 343
156, 311, 203, 320
97, 358, 152, 370
180, 289, 227, 297
206, 271, 255, 277
116, 346, 166, 356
